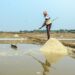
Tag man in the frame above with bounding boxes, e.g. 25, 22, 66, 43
39, 11, 52, 39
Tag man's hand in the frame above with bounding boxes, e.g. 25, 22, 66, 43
39, 22, 46, 29
39, 27, 42, 29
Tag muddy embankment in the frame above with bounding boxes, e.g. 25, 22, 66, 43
0, 32, 75, 49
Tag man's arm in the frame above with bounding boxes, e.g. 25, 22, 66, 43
39, 21, 46, 29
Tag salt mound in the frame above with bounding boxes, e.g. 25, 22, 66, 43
14, 34, 19, 37
40, 38, 68, 63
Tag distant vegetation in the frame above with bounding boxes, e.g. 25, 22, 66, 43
51, 29, 75, 33
0, 29, 75, 33
19, 29, 75, 33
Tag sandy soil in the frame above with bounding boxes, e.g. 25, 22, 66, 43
0, 32, 75, 47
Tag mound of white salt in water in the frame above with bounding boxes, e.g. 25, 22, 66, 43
40, 38, 68, 63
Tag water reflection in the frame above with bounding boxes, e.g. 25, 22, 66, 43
28, 53, 52, 75
0, 44, 75, 75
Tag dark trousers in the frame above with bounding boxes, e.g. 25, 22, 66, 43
46, 24, 52, 40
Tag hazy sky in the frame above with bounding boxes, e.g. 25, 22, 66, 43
0, 0, 75, 31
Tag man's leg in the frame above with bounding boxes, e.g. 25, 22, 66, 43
46, 25, 50, 39
49, 24, 52, 38
46, 24, 52, 39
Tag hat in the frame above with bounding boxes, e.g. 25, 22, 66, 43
43, 11, 48, 15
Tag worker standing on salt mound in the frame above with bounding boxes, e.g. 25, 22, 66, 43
28, 38, 68, 74
39, 11, 52, 39
40, 38, 68, 63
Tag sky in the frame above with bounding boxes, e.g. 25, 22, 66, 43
0, 0, 75, 31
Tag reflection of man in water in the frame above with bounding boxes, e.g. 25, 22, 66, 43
39, 11, 52, 39
28, 53, 51, 75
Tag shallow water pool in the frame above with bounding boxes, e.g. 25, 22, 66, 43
0, 44, 75, 75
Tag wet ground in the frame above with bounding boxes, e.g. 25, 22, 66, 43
0, 44, 75, 75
